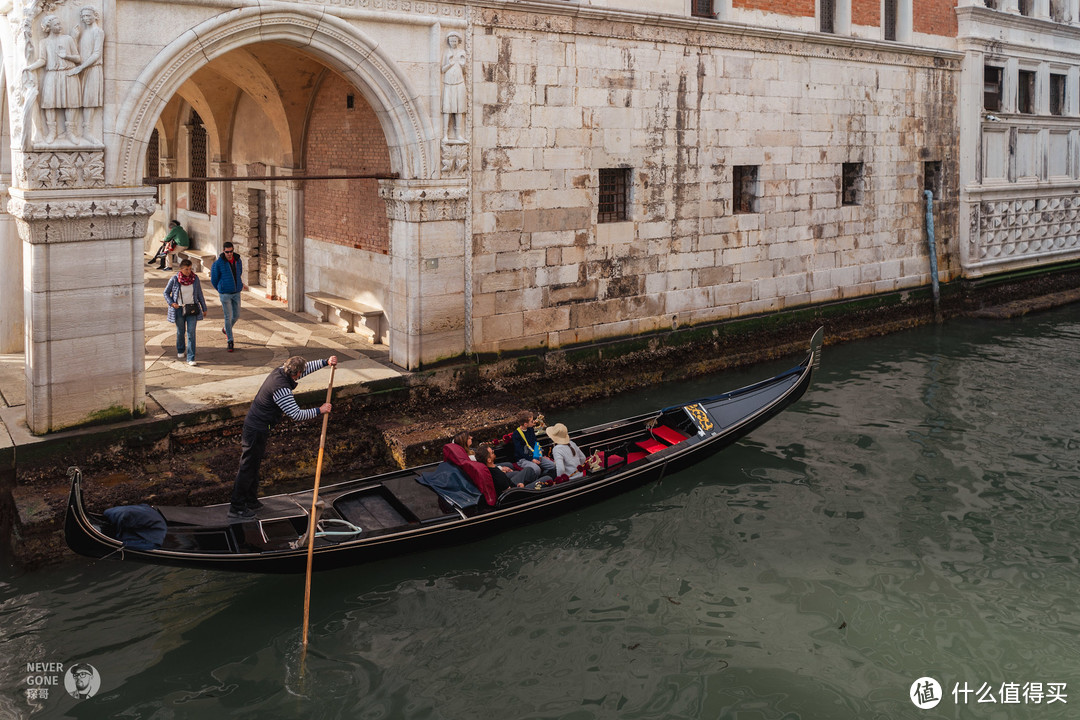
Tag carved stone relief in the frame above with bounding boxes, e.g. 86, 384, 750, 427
440, 142, 468, 176
7, 192, 156, 244
11, 1, 105, 152
975, 195, 1080, 262
16, 150, 105, 188
379, 184, 467, 222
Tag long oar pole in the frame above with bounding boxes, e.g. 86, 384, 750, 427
300, 363, 336, 667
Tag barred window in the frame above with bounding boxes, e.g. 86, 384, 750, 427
842, 163, 863, 206
733, 166, 758, 215
820, 0, 835, 33
883, 0, 897, 41
691, 0, 714, 18
923, 161, 942, 200
189, 111, 207, 214
146, 128, 160, 203
598, 168, 630, 223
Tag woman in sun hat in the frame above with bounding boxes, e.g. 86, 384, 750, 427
546, 423, 587, 480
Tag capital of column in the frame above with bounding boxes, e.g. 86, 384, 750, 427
7, 186, 158, 244
378, 178, 468, 222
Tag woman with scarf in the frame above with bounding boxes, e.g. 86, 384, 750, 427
164, 259, 208, 366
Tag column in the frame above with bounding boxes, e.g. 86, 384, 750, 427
212, 161, 233, 255
8, 186, 156, 433
379, 179, 468, 370
286, 178, 304, 312
0, 185, 21, 353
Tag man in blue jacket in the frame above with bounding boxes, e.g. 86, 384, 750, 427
210, 242, 245, 352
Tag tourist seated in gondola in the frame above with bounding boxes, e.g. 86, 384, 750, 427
452, 430, 475, 459
512, 410, 556, 478
475, 444, 538, 491
442, 431, 498, 507
545, 423, 587, 480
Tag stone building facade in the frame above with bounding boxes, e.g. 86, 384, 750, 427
0, 0, 1037, 433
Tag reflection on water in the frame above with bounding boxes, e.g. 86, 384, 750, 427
5, 310, 1080, 718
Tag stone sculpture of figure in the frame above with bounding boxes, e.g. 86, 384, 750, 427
441, 32, 466, 143
68, 7, 104, 142
24, 14, 82, 144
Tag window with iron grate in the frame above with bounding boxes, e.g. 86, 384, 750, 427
733, 166, 758, 214
842, 163, 863, 206
189, 111, 207, 214
820, 0, 835, 33
146, 129, 160, 203
691, 0, 714, 18
598, 168, 630, 223
884, 0, 897, 40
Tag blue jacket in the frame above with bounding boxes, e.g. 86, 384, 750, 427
164, 273, 208, 323
211, 253, 244, 294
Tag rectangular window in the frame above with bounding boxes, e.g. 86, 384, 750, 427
842, 163, 864, 206
883, 0, 897, 41
923, 161, 942, 200
598, 168, 630, 223
1050, 0, 1068, 22
1017, 0, 1033, 15
820, 0, 836, 33
691, 0, 714, 18
733, 166, 758, 214
189, 111, 207, 215
983, 0, 997, 8
1050, 73, 1066, 116
984, 66, 1003, 112
1018, 70, 1035, 114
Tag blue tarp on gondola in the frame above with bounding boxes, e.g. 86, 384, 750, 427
103, 505, 167, 550
417, 462, 481, 510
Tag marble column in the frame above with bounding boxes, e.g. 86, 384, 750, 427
378, 179, 468, 370
8, 187, 156, 433
286, 178, 304, 312
0, 184, 22, 353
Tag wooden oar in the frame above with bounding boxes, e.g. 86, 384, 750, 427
300, 362, 336, 672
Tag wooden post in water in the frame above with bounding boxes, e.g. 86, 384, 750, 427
300, 363, 336, 670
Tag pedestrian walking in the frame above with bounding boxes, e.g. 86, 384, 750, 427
163, 259, 208, 366
210, 241, 245, 352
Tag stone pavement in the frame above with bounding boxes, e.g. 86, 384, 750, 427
0, 262, 404, 449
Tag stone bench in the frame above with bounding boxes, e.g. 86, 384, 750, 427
178, 249, 217, 275
305, 292, 386, 344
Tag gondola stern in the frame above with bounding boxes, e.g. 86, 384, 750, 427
64, 466, 119, 560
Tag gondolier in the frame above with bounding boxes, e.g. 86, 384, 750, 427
229, 355, 338, 519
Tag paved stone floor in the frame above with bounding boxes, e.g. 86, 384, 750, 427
0, 263, 403, 444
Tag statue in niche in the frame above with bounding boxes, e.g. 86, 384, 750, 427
441, 32, 466, 144
68, 6, 104, 143
24, 14, 82, 145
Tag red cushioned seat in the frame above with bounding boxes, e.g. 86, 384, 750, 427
636, 438, 666, 454
626, 451, 648, 463
653, 426, 689, 445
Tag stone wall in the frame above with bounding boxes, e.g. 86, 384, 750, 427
468, 7, 960, 357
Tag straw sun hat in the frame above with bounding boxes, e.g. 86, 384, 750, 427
545, 423, 571, 445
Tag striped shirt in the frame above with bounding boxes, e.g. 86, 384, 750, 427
271, 360, 326, 422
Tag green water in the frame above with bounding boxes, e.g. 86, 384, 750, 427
4, 309, 1080, 719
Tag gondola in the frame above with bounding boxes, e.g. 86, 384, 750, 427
65, 327, 824, 573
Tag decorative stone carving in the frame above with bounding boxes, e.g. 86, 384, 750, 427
16, 4, 106, 150
441, 142, 468, 176
974, 195, 1080, 262
441, 32, 466, 144
16, 151, 106, 188
379, 183, 467, 222
7, 190, 156, 244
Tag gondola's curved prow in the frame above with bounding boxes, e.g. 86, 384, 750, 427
65, 467, 124, 560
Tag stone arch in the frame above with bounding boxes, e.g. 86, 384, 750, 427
110, 7, 435, 185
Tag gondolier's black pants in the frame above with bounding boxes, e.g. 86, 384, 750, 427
232, 424, 270, 510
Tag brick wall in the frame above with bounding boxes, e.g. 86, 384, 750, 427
732, 0, 814, 17
852, 0, 879, 27
303, 73, 391, 254
915, 0, 958, 37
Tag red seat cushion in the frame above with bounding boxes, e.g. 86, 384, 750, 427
627, 451, 648, 463
636, 439, 666, 453
653, 426, 689, 444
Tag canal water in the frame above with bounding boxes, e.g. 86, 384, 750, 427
3, 309, 1080, 719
